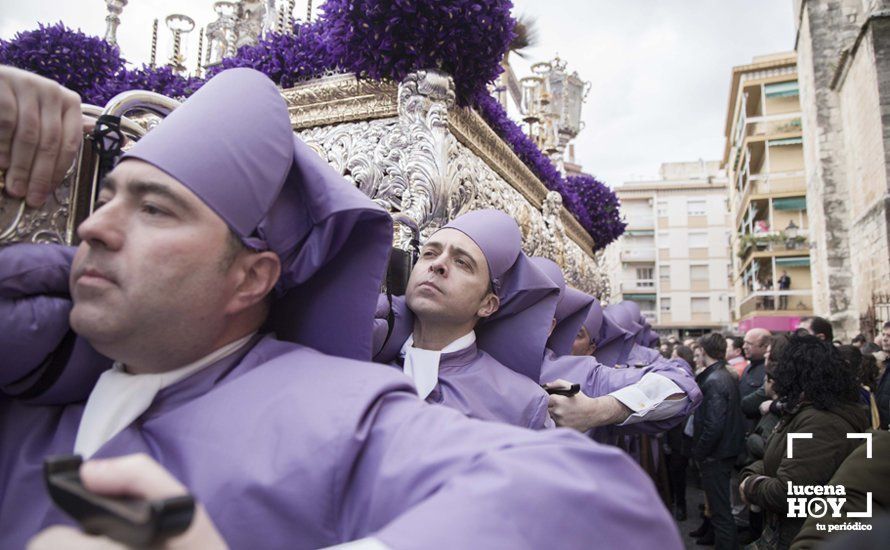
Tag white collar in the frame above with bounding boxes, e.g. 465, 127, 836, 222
398, 331, 476, 399
74, 333, 255, 458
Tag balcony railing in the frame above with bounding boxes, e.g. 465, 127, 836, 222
748, 172, 806, 195
745, 114, 802, 139
739, 290, 813, 318
622, 280, 656, 292
621, 248, 656, 262
626, 216, 655, 229
736, 230, 809, 260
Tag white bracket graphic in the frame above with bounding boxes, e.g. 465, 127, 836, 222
787, 432, 812, 459
846, 433, 873, 458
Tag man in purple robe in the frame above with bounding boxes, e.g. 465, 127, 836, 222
570, 294, 602, 357
0, 67, 685, 548
610, 302, 668, 368
531, 258, 701, 434
373, 210, 558, 429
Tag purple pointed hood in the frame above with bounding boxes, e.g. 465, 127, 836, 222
527, 257, 595, 357
594, 305, 636, 367
582, 298, 604, 347
616, 301, 645, 344
122, 68, 392, 361
440, 210, 560, 381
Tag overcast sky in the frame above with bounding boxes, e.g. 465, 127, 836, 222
1, 1, 796, 187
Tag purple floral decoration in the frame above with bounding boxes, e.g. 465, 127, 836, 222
474, 93, 625, 249
565, 173, 626, 250
0, 22, 124, 104
2, 15, 624, 247
88, 65, 205, 105
206, 22, 335, 88
320, 0, 515, 105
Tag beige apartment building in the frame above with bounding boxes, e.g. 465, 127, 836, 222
723, 52, 815, 334
608, 161, 732, 338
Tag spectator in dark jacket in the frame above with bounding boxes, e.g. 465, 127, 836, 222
744, 335, 790, 464
740, 335, 869, 550
740, 329, 771, 431
693, 332, 746, 549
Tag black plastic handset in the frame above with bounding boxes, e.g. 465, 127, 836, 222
44, 454, 195, 547
542, 383, 581, 396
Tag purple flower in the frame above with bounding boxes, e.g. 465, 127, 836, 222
565, 173, 627, 250
206, 21, 335, 88
474, 93, 625, 249
0, 22, 124, 103
87, 65, 205, 105
320, 0, 516, 105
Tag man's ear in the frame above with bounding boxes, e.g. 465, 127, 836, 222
226, 251, 281, 314
586, 341, 597, 356
476, 292, 500, 320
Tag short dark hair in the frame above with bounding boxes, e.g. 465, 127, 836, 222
727, 336, 745, 355
852, 334, 867, 344
673, 345, 695, 368
883, 321, 890, 330
697, 332, 727, 362
801, 316, 834, 341
772, 335, 859, 410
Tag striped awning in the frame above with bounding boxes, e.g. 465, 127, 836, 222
764, 81, 799, 98
773, 197, 807, 211
768, 137, 803, 147
775, 257, 810, 267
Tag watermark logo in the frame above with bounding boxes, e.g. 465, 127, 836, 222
785, 432, 873, 533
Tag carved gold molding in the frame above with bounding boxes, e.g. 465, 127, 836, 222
281, 73, 399, 130
281, 73, 596, 255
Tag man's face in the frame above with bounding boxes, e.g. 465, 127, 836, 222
726, 338, 741, 360
743, 329, 769, 360
882, 327, 890, 353
692, 346, 705, 369
70, 160, 240, 368
405, 228, 498, 327
571, 326, 595, 356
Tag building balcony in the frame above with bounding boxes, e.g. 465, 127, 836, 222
738, 290, 813, 319
744, 113, 802, 140
626, 217, 655, 230
622, 280, 656, 293
621, 248, 656, 262
748, 172, 806, 196
736, 230, 809, 263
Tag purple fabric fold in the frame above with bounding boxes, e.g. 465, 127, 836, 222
1, 334, 684, 549
594, 306, 636, 367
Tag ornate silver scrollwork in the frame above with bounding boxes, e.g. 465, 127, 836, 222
292, 70, 608, 296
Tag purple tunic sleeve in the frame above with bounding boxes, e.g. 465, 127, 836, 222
336, 391, 683, 549
0, 244, 75, 385
541, 351, 701, 434
529, 391, 556, 430
0, 244, 113, 404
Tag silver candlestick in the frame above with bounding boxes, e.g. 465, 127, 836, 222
165, 14, 196, 73
103, 0, 129, 45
